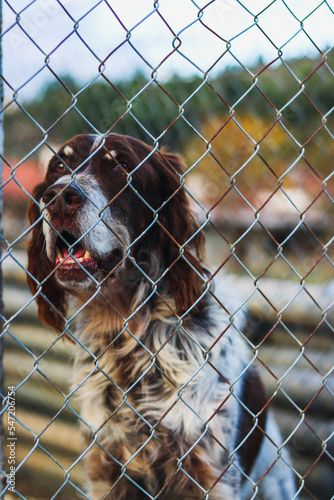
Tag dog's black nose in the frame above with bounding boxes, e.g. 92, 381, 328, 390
42, 183, 85, 215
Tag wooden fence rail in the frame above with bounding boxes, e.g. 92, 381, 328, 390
3, 251, 334, 499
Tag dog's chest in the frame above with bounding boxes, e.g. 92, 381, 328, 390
73, 337, 172, 430
72, 308, 248, 460
74, 337, 238, 458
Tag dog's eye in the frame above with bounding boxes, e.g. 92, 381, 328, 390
55, 162, 66, 173
114, 162, 129, 173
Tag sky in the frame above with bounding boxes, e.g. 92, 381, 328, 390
1, 0, 334, 104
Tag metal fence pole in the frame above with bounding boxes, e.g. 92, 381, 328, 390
0, 0, 5, 496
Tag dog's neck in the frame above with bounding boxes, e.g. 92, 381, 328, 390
72, 275, 179, 348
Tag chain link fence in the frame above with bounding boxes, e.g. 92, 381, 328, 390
0, 0, 333, 499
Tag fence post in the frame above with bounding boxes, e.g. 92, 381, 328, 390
0, 0, 5, 497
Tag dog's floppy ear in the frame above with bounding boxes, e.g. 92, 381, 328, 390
157, 151, 206, 317
27, 183, 67, 333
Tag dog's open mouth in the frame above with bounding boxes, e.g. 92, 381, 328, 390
54, 231, 123, 283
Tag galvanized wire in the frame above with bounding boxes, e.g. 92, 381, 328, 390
0, 1, 333, 499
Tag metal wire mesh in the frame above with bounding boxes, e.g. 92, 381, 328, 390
0, 1, 333, 499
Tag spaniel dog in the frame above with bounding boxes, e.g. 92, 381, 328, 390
27, 134, 296, 500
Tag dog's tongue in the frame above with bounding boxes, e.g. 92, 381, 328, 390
62, 248, 86, 259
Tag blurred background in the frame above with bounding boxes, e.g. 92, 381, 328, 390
1, 1, 333, 498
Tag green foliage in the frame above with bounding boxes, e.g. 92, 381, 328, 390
4, 53, 334, 178
3, 54, 333, 280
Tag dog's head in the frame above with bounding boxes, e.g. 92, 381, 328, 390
27, 134, 206, 332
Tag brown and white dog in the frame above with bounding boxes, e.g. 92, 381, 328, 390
27, 134, 296, 499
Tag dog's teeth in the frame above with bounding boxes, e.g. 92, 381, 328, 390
76, 252, 91, 263
56, 249, 91, 265
56, 249, 64, 262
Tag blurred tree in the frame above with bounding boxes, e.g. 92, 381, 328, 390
4, 53, 333, 188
